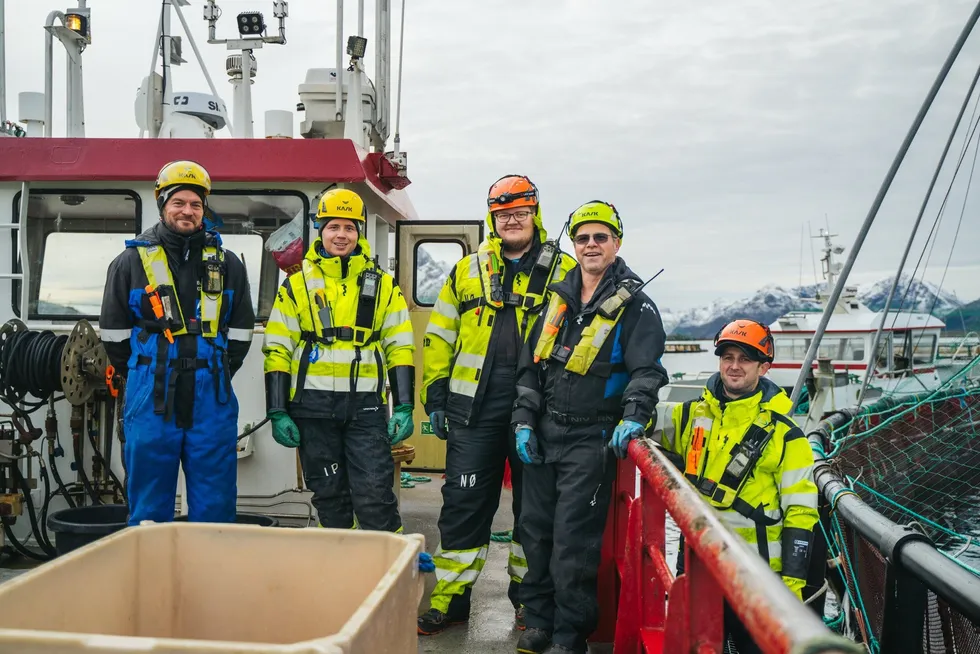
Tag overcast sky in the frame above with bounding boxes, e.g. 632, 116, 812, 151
4, 0, 980, 312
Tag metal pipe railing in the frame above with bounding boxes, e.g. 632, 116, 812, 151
606, 437, 862, 653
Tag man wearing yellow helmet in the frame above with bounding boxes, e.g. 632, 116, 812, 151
512, 201, 668, 654
261, 188, 415, 532
99, 160, 256, 526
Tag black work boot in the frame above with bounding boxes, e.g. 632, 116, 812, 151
417, 590, 470, 635
417, 607, 468, 635
516, 627, 552, 654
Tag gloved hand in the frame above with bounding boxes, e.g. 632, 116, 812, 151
387, 404, 415, 445
429, 410, 448, 440
515, 424, 542, 465
610, 420, 645, 459
268, 410, 300, 448
418, 551, 435, 573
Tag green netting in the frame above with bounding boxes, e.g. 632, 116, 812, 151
821, 354, 980, 568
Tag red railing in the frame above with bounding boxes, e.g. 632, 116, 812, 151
592, 437, 861, 654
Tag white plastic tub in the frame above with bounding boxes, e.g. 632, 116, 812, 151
0, 522, 424, 653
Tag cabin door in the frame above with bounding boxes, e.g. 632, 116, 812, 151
395, 220, 483, 470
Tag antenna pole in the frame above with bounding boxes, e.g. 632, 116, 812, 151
790, 0, 980, 410
857, 57, 980, 406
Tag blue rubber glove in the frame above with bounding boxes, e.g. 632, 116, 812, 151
515, 425, 542, 465
387, 404, 415, 445
429, 410, 448, 440
611, 420, 645, 459
418, 551, 435, 573
268, 410, 300, 448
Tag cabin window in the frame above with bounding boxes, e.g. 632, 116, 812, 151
894, 332, 937, 366
206, 191, 308, 322
12, 190, 140, 319
413, 240, 462, 306
775, 338, 808, 361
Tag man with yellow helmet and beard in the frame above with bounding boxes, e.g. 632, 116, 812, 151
262, 188, 415, 532
417, 175, 577, 635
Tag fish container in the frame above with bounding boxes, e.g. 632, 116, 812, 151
0, 522, 425, 653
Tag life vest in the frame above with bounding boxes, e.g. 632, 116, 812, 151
532, 277, 642, 376
133, 237, 229, 421
290, 257, 383, 404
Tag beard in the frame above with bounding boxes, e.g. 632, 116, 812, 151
500, 232, 534, 255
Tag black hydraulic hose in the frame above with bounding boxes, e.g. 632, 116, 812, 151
86, 426, 125, 501
0, 331, 67, 402
10, 461, 56, 558
47, 448, 76, 508
237, 417, 269, 442
2, 522, 48, 561
72, 430, 102, 505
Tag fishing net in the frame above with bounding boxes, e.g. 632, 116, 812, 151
814, 355, 980, 653
820, 354, 980, 565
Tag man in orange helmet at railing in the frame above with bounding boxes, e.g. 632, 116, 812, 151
661, 318, 819, 654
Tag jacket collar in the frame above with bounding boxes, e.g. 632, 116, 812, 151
549, 256, 638, 313
702, 374, 790, 415
305, 237, 371, 280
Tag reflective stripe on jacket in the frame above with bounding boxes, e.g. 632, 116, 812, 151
262, 237, 414, 401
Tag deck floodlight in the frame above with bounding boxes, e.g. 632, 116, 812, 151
347, 35, 368, 59
237, 11, 266, 36
64, 11, 91, 43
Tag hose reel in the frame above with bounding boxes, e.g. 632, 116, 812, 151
0, 318, 112, 406
59, 319, 111, 406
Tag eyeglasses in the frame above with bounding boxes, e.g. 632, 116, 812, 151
495, 210, 533, 224
573, 232, 611, 245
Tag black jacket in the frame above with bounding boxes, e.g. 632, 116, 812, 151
512, 257, 668, 429
99, 221, 255, 425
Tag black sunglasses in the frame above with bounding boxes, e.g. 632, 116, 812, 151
573, 232, 611, 245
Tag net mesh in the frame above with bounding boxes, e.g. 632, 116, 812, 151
823, 354, 980, 566
816, 355, 980, 652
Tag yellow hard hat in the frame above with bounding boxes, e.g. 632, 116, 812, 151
154, 160, 212, 201
315, 188, 367, 229
567, 200, 623, 239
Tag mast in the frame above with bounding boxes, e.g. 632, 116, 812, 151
790, 0, 980, 410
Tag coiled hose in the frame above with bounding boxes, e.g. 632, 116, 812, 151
0, 330, 67, 404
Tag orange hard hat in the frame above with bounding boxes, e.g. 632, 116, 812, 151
487, 174, 538, 212
713, 319, 775, 363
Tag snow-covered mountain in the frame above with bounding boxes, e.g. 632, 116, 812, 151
665, 276, 965, 339
415, 247, 454, 304
857, 275, 962, 316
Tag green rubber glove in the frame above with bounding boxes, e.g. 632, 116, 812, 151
387, 404, 415, 445
268, 410, 300, 448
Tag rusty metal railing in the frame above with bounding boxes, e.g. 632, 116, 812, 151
593, 437, 863, 654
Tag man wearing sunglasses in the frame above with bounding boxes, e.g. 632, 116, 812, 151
511, 200, 668, 654
418, 175, 577, 636
662, 319, 818, 654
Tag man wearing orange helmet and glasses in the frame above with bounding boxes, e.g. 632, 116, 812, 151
661, 319, 818, 654
417, 175, 576, 635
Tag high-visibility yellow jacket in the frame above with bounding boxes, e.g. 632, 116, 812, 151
421, 206, 577, 424
662, 375, 819, 598
262, 236, 415, 417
